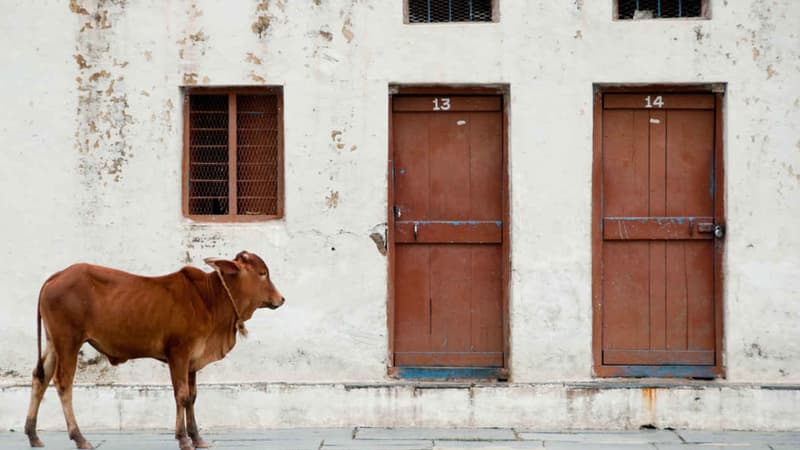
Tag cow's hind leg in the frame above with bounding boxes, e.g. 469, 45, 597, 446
186, 371, 209, 448
25, 344, 56, 447
53, 341, 92, 449
168, 354, 193, 450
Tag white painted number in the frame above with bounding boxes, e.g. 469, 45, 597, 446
432, 97, 451, 111
644, 95, 664, 109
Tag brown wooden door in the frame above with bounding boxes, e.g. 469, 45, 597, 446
391, 95, 505, 371
595, 92, 724, 378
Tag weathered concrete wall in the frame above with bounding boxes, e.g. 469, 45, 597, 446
2, 382, 798, 431
0, 0, 798, 429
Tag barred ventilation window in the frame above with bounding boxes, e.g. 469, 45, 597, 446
617, 0, 705, 19
184, 88, 283, 220
408, 0, 493, 23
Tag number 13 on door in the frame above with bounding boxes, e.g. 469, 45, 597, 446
432, 97, 451, 111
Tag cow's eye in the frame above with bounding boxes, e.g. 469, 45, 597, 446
259, 273, 267, 278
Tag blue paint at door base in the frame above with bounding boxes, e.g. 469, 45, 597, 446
396, 367, 504, 380
611, 365, 717, 379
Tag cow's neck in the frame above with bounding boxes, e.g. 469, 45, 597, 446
204, 273, 243, 359
214, 270, 248, 337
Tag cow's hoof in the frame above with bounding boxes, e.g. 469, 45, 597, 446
178, 437, 193, 450
76, 442, 92, 450
192, 438, 210, 448
28, 437, 44, 448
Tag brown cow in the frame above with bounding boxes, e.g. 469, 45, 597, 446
24, 251, 285, 450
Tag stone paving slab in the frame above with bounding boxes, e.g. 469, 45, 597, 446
0, 431, 107, 450
322, 439, 434, 449
541, 443, 656, 450
207, 439, 323, 449
1, 429, 799, 450
206, 427, 353, 441
771, 445, 800, 450
517, 430, 681, 444
356, 427, 517, 441
434, 441, 545, 449
655, 445, 771, 450
677, 430, 800, 445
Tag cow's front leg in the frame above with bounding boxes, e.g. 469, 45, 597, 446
167, 355, 193, 450
186, 371, 209, 448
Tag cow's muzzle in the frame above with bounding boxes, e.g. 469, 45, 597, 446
264, 297, 285, 309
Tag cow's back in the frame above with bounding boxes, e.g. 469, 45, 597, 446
39, 264, 212, 362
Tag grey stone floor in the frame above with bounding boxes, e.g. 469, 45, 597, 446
0, 428, 797, 449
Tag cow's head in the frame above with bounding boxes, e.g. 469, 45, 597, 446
204, 251, 285, 317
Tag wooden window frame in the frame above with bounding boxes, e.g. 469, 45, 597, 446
182, 86, 284, 222
612, 0, 710, 21
403, 0, 500, 24
591, 83, 726, 378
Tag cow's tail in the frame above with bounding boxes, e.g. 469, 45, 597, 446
34, 273, 56, 383
34, 306, 43, 382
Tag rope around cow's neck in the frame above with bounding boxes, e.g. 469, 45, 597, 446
214, 269, 248, 338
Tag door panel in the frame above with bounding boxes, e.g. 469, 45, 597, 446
392, 95, 505, 370
596, 92, 722, 376
394, 244, 431, 353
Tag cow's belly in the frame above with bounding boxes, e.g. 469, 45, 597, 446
86, 335, 168, 365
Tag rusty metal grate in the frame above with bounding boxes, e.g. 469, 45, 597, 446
188, 95, 229, 215
618, 0, 703, 19
236, 95, 279, 216
187, 92, 280, 217
408, 0, 492, 23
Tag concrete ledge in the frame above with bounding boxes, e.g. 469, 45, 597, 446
2, 381, 798, 431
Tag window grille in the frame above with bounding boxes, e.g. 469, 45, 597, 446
185, 89, 282, 219
617, 0, 703, 19
408, 0, 493, 23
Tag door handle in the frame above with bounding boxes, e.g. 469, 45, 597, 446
413, 222, 418, 240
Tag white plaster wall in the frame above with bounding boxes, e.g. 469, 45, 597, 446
0, 0, 798, 416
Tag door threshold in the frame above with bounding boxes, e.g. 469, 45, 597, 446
391, 366, 508, 381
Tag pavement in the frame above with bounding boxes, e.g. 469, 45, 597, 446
0, 428, 797, 450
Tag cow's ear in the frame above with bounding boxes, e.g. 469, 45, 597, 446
204, 258, 240, 275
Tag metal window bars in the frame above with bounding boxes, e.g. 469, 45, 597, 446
618, 0, 703, 19
408, 0, 492, 23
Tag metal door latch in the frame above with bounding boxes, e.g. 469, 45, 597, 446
697, 222, 724, 239
413, 222, 419, 240
714, 224, 725, 239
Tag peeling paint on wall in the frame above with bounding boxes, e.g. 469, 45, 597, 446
766, 64, 778, 79
245, 52, 263, 64
341, 17, 354, 43
331, 130, 345, 150
693, 25, 706, 42
249, 72, 267, 83
252, 0, 272, 38
73, 0, 134, 227
183, 72, 198, 85
325, 190, 340, 208
69, 0, 89, 15
369, 232, 387, 256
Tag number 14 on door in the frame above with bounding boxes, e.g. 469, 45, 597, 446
644, 95, 664, 108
